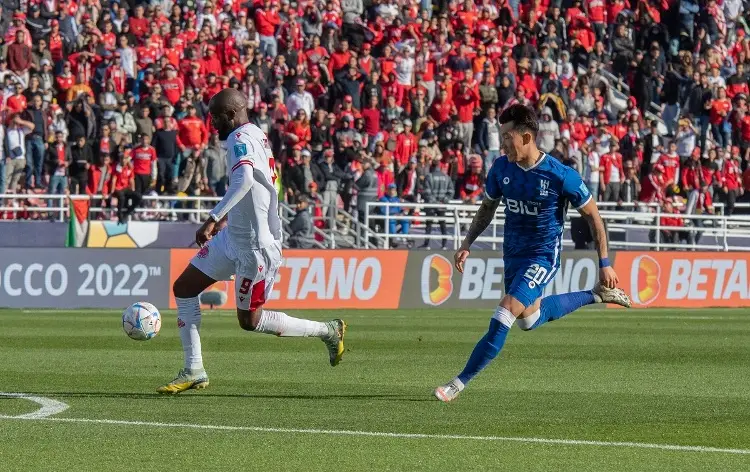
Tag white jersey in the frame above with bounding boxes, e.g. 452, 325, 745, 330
211, 123, 282, 250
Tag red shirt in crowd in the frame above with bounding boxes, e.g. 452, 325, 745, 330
454, 87, 480, 123
722, 159, 742, 190
133, 145, 157, 175
376, 165, 395, 198
361, 106, 381, 136
429, 96, 455, 123
129, 16, 149, 38
460, 173, 483, 200
6, 94, 26, 114
600, 151, 624, 185
160, 76, 185, 105
639, 172, 666, 203
656, 152, 680, 185
178, 116, 209, 149
710, 98, 731, 125
254, 8, 280, 36
394, 131, 417, 167
113, 162, 135, 191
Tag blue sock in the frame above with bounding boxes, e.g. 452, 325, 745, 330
457, 308, 515, 385
525, 291, 596, 330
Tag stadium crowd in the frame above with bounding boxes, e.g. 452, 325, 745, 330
0, 0, 749, 239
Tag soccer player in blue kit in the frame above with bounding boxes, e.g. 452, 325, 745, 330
434, 105, 631, 402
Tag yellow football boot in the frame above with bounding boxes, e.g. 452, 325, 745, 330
157, 368, 209, 394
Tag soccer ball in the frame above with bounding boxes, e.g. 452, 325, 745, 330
122, 302, 162, 341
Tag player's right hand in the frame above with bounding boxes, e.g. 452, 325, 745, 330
196, 220, 216, 247
454, 248, 470, 274
599, 266, 619, 289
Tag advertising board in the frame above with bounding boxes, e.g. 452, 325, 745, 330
0, 249, 171, 308
168, 249, 408, 309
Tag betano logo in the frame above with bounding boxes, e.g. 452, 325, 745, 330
630, 255, 661, 305
421, 254, 454, 306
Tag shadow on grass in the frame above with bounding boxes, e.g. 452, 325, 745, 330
17, 391, 433, 402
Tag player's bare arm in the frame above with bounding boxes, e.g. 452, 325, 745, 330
454, 198, 501, 273
577, 198, 619, 288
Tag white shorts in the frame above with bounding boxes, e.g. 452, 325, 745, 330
190, 230, 283, 310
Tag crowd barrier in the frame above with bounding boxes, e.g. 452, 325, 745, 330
0, 249, 748, 309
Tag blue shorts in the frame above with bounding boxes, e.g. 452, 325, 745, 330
504, 256, 559, 308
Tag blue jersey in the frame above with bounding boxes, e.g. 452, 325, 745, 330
485, 153, 591, 259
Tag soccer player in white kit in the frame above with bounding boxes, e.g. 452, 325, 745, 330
158, 89, 346, 394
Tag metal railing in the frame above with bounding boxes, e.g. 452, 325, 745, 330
365, 201, 750, 252
0, 193, 384, 249
4, 193, 750, 251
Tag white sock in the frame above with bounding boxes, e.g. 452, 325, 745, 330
255, 310, 329, 337
176, 296, 204, 371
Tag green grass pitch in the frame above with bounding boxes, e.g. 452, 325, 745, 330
1, 308, 749, 471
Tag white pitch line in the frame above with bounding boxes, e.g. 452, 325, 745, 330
0, 393, 69, 419
1, 415, 748, 455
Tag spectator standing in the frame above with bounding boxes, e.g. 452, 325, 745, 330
721, 151, 743, 217
394, 119, 417, 172
204, 134, 227, 197
619, 160, 641, 206
256, 0, 281, 58
86, 154, 114, 215
454, 81, 480, 151
709, 86, 732, 149
113, 99, 137, 143
583, 145, 601, 201
4, 114, 34, 193
132, 134, 157, 195
354, 157, 378, 225
111, 151, 141, 223
537, 107, 560, 153
396, 157, 421, 203
135, 107, 154, 141
69, 135, 93, 194
152, 119, 182, 194
24, 94, 47, 189
287, 195, 314, 248
286, 78, 316, 120
7, 30, 32, 85
45, 131, 70, 209
178, 105, 209, 158
422, 160, 455, 250
378, 183, 410, 246
477, 107, 502, 172
460, 156, 485, 204
319, 148, 347, 219
600, 142, 624, 203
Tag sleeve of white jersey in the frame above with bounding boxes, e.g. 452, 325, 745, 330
209, 135, 258, 220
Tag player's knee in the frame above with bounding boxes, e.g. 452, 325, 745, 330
498, 295, 524, 317
237, 309, 261, 331
172, 278, 191, 299
516, 311, 539, 331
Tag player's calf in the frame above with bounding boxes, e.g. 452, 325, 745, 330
238, 306, 347, 366
237, 308, 262, 331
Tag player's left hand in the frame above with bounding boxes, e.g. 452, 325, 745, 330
212, 216, 228, 235
196, 219, 216, 247
599, 267, 619, 289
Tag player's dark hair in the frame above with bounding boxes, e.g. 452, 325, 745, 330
498, 104, 539, 137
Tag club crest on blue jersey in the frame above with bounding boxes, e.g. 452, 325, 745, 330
234, 143, 247, 157
539, 179, 550, 196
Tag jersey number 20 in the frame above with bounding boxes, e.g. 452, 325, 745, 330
523, 264, 548, 289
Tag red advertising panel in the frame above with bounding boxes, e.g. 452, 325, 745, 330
169, 249, 408, 309
614, 252, 750, 308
